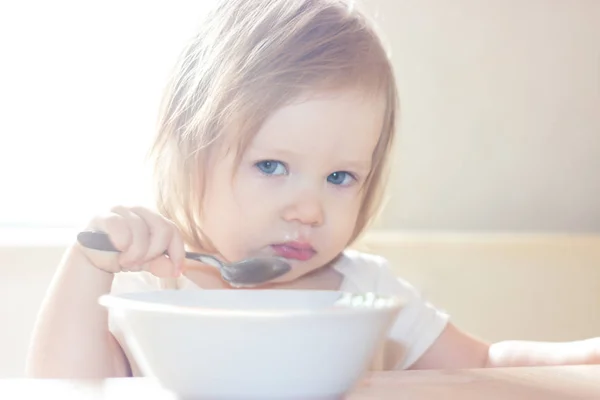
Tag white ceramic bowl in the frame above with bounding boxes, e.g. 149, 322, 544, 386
99, 290, 403, 400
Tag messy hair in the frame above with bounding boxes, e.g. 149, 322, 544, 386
150, 0, 398, 249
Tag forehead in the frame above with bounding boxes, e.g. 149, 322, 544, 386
247, 88, 385, 165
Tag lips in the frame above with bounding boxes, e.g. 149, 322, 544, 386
271, 241, 316, 261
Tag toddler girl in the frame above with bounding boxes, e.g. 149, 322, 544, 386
27, 0, 599, 378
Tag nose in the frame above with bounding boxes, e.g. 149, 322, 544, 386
281, 186, 325, 227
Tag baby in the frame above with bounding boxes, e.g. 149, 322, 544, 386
27, 0, 599, 378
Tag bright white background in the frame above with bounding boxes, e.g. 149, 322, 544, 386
0, 1, 209, 228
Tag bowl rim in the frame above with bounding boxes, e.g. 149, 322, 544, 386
98, 289, 405, 318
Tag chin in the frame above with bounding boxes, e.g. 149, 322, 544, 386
273, 261, 323, 283
268, 271, 303, 284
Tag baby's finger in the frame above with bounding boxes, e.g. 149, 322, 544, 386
146, 256, 179, 278
166, 225, 185, 274
129, 206, 176, 263
110, 206, 150, 268
87, 212, 132, 252
81, 212, 131, 273
123, 263, 142, 272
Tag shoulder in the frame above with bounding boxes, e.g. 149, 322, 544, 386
336, 251, 450, 370
334, 249, 419, 297
334, 248, 387, 285
338, 248, 389, 270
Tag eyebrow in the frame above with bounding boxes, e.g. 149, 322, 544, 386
248, 146, 299, 158
339, 160, 372, 172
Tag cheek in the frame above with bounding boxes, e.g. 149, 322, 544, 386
208, 174, 275, 256
204, 162, 263, 223
324, 194, 362, 240
231, 168, 285, 224
202, 190, 253, 259
200, 173, 248, 253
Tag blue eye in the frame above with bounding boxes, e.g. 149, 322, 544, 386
255, 160, 287, 175
327, 171, 354, 186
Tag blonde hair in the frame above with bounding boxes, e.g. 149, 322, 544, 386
150, 0, 398, 249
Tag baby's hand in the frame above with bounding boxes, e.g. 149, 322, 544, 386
78, 206, 185, 278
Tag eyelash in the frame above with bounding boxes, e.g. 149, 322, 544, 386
255, 160, 288, 176
326, 171, 356, 186
253, 160, 357, 187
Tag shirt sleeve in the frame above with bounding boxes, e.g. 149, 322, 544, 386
374, 260, 450, 370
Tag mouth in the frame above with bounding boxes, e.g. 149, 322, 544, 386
270, 241, 316, 261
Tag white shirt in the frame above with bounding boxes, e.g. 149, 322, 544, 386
109, 249, 449, 374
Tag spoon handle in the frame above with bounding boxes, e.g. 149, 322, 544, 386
76, 230, 119, 252
76, 230, 223, 268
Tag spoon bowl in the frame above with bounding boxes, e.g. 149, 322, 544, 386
76, 231, 291, 287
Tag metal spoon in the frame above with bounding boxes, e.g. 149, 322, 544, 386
76, 230, 291, 287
